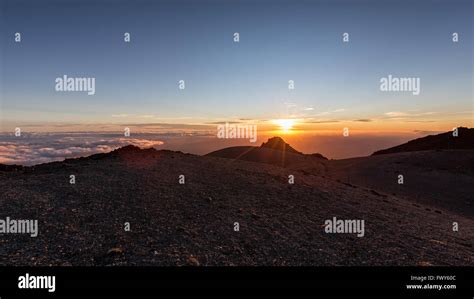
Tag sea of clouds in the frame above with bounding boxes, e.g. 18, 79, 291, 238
0, 132, 169, 165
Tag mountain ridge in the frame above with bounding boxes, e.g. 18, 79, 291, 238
372, 127, 474, 156
1, 128, 473, 169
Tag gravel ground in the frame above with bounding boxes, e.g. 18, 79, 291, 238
0, 146, 472, 266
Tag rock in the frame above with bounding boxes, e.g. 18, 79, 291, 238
187, 255, 200, 266
107, 247, 124, 255
417, 261, 433, 266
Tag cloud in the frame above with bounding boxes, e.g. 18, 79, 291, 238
413, 130, 443, 135
0, 133, 165, 166
305, 120, 340, 123
314, 108, 346, 116
112, 114, 157, 119
353, 119, 372, 122
385, 111, 437, 118
404, 120, 436, 123
205, 121, 242, 125
385, 111, 408, 117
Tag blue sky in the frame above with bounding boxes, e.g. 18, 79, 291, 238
1, 0, 471, 128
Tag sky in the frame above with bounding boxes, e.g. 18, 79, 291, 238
0, 0, 473, 163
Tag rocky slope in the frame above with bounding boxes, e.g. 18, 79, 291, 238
372, 127, 474, 156
0, 145, 472, 266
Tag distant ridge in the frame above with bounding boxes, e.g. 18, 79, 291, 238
372, 127, 474, 156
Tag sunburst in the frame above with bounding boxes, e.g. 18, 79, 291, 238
274, 119, 295, 133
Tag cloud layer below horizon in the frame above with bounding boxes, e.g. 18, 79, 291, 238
0, 133, 166, 165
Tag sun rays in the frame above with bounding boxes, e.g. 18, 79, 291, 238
274, 119, 296, 133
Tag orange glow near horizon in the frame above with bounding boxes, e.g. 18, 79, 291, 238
274, 119, 296, 133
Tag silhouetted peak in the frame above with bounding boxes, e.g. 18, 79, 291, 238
260, 137, 302, 154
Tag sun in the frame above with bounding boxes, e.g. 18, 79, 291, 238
274, 119, 295, 133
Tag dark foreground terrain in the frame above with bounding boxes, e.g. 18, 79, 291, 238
0, 142, 473, 266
